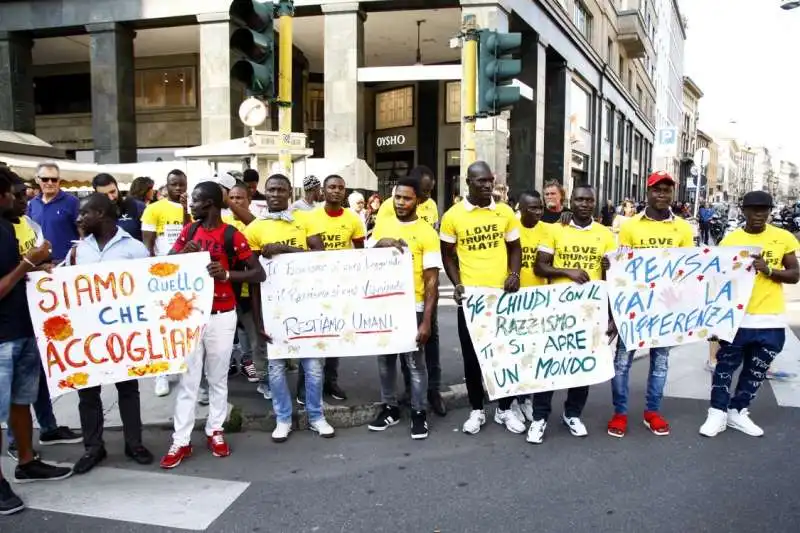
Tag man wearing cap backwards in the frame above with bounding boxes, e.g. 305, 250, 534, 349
607, 171, 695, 438
291, 176, 323, 212
700, 191, 799, 437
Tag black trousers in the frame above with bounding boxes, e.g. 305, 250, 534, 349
531, 386, 590, 422
457, 306, 513, 411
78, 379, 143, 453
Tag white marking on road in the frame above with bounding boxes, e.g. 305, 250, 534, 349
4, 460, 249, 531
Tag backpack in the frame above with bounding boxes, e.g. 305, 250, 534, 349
186, 221, 248, 308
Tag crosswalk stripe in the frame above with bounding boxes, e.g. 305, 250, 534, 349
3, 459, 249, 530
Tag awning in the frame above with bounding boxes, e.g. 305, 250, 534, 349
1, 154, 136, 184
293, 158, 379, 191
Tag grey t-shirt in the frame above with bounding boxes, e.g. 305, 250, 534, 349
291, 199, 317, 211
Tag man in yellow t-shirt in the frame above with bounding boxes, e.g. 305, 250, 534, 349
440, 160, 523, 436
531, 184, 615, 444
377, 166, 440, 228
368, 176, 441, 439
518, 191, 550, 288
609, 171, 693, 439
242, 174, 333, 443
699, 191, 799, 438
297, 175, 366, 403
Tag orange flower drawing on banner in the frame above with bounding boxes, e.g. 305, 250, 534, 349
149, 262, 180, 277
58, 372, 89, 390
42, 315, 74, 341
160, 292, 198, 321
128, 361, 171, 377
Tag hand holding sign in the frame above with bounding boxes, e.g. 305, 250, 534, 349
751, 254, 770, 275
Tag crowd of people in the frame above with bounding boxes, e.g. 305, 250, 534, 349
0, 159, 796, 517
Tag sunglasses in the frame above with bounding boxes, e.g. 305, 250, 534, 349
38, 177, 59, 183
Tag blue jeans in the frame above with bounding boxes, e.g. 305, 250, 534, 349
711, 328, 784, 411
611, 339, 670, 414
6, 353, 58, 446
0, 337, 42, 424
269, 358, 323, 424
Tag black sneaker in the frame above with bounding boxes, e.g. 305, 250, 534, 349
38, 426, 82, 446
411, 410, 429, 440
296, 388, 306, 406
73, 448, 107, 475
0, 479, 24, 516
325, 382, 347, 401
428, 390, 447, 417
6, 443, 40, 462
368, 404, 401, 431
14, 459, 73, 483
228, 361, 239, 377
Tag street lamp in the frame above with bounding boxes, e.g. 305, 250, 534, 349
781, 1, 800, 10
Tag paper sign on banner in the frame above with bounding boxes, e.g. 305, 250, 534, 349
607, 246, 759, 351
25, 253, 214, 398
260, 248, 418, 359
462, 282, 615, 400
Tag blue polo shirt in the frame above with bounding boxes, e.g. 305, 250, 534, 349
27, 191, 80, 262
0, 219, 33, 342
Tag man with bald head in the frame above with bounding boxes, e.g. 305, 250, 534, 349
440, 161, 524, 436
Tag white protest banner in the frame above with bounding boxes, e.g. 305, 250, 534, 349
260, 248, 418, 359
607, 246, 759, 351
26, 253, 214, 398
462, 282, 614, 400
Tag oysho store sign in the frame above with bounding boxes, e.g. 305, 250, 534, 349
376, 134, 406, 147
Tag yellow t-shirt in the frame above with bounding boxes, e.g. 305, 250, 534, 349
720, 225, 799, 315
141, 199, 186, 256
619, 212, 694, 249
439, 200, 521, 288
540, 222, 617, 284
312, 207, 366, 250
13, 217, 42, 256
378, 197, 440, 227
244, 210, 322, 252
520, 222, 551, 287
222, 215, 250, 298
372, 217, 442, 309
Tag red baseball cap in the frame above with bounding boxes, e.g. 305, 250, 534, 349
646, 171, 675, 187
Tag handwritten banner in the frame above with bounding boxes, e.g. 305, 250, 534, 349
462, 282, 614, 400
607, 246, 759, 351
26, 253, 214, 397
260, 248, 418, 359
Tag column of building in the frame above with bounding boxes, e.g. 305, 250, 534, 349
0, 31, 35, 134
198, 12, 241, 145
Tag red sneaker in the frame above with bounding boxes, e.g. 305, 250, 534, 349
643, 411, 670, 436
607, 413, 628, 438
160, 443, 192, 469
207, 431, 231, 457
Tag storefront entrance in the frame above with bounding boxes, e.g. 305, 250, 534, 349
374, 150, 415, 200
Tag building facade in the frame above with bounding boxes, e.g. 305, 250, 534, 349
0, 0, 655, 208
695, 128, 717, 202
677, 74, 701, 201
752, 146, 775, 194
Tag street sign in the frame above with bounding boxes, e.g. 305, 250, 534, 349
238, 97, 269, 127
655, 128, 678, 158
690, 165, 699, 177
694, 147, 711, 168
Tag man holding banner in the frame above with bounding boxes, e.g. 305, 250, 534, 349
700, 191, 800, 437
608, 171, 694, 438
440, 161, 524, 436
532, 184, 616, 443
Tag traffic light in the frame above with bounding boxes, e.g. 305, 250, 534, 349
230, 0, 276, 98
477, 30, 522, 116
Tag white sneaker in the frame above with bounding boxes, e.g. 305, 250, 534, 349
309, 419, 335, 438
520, 398, 534, 423
727, 408, 764, 437
197, 386, 209, 406
462, 409, 486, 435
527, 419, 547, 444
699, 407, 727, 437
272, 421, 292, 443
256, 383, 272, 400
510, 400, 526, 424
154, 376, 170, 397
494, 408, 526, 434
562, 414, 588, 437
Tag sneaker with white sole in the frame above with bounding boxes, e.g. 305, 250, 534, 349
462, 409, 486, 435
154, 376, 170, 397
699, 407, 727, 437
256, 383, 272, 400
494, 408, 526, 434
509, 400, 526, 424
520, 398, 534, 423
562, 414, 588, 437
240, 360, 260, 383
527, 419, 547, 444
272, 421, 292, 443
727, 408, 763, 437
309, 419, 335, 438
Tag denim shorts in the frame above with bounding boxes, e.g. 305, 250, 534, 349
0, 337, 41, 423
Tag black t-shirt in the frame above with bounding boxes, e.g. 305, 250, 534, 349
541, 208, 569, 224
0, 219, 33, 342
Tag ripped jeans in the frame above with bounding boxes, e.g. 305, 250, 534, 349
711, 328, 784, 411
269, 358, 324, 424
611, 340, 670, 414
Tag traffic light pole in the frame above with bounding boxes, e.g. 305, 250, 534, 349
460, 14, 478, 191
277, 0, 294, 174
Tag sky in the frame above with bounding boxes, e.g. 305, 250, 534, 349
680, 0, 800, 160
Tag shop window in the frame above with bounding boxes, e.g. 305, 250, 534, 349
308, 84, 324, 130
570, 81, 591, 131
375, 86, 414, 130
34, 73, 92, 115
445, 82, 461, 124
135, 67, 196, 110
